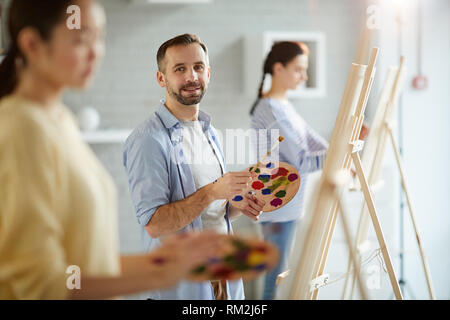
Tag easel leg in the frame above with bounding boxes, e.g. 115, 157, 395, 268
387, 127, 436, 300
333, 187, 369, 300
310, 202, 339, 300
289, 180, 334, 299
341, 255, 353, 299
313, 118, 365, 300
351, 151, 403, 300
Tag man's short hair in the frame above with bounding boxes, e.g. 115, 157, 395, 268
157, 33, 208, 73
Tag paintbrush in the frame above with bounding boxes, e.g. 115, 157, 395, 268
250, 136, 284, 173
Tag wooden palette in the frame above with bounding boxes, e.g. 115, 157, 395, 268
188, 235, 278, 282
229, 161, 301, 212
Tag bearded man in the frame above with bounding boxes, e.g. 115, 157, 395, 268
123, 34, 264, 300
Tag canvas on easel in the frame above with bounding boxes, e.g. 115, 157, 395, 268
342, 57, 436, 300
340, 65, 400, 299
285, 48, 405, 300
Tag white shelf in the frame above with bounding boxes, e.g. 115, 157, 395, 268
82, 129, 133, 144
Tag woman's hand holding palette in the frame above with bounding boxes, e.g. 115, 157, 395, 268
187, 235, 279, 282
229, 161, 301, 212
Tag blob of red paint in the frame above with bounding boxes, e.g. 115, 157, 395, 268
212, 266, 234, 279
152, 257, 166, 265
252, 181, 265, 190
253, 245, 268, 253
271, 167, 289, 179
270, 198, 283, 207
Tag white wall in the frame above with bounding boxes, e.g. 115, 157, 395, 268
278, 0, 449, 300
368, 0, 449, 300
392, 0, 449, 300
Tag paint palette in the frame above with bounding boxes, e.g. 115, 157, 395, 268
229, 161, 301, 212
188, 235, 278, 282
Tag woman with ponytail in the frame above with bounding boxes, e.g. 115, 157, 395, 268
0, 0, 223, 300
249, 41, 329, 300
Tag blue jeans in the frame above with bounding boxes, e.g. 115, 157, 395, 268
260, 220, 298, 300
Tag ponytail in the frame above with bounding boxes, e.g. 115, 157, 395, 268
0, 45, 19, 100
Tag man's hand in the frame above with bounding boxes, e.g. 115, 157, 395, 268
241, 194, 265, 221
229, 194, 265, 222
210, 171, 252, 201
146, 170, 254, 238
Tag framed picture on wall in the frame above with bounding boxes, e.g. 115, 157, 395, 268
245, 31, 326, 99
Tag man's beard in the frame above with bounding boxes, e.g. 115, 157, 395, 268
167, 81, 206, 106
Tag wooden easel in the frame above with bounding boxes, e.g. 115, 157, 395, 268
342, 57, 436, 300
288, 48, 404, 300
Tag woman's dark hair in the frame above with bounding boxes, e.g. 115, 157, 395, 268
0, 0, 74, 100
249, 41, 309, 115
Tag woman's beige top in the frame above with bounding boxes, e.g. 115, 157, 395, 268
0, 95, 120, 299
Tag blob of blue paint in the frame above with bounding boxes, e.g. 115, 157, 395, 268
266, 162, 275, 169
232, 195, 244, 201
208, 257, 221, 264
261, 188, 272, 195
253, 264, 267, 271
